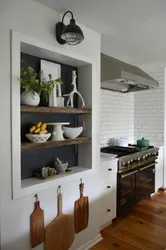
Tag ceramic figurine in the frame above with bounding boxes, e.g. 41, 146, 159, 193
64, 71, 85, 108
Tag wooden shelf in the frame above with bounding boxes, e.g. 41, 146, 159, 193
21, 137, 92, 152
21, 105, 92, 114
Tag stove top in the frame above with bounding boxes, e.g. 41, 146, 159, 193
101, 145, 154, 157
101, 145, 159, 173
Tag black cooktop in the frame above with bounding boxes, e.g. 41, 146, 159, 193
101, 145, 154, 157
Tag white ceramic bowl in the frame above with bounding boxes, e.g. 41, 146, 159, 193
62, 126, 83, 139
25, 133, 51, 143
114, 138, 129, 147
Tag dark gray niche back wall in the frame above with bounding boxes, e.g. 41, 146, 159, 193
21, 53, 79, 179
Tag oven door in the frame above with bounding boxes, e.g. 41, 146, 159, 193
118, 170, 138, 215
135, 163, 155, 202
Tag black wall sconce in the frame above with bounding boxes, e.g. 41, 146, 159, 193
56, 11, 84, 46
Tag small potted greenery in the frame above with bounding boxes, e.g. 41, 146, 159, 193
19, 66, 62, 106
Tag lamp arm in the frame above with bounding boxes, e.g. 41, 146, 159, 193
62, 11, 74, 24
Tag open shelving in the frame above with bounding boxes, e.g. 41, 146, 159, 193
12, 30, 95, 198
21, 166, 90, 189
21, 137, 92, 152
21, 105, 92, 114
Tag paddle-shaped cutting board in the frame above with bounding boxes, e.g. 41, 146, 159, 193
45, 192, 75, 250
30, 196, 44, 248
74, 183, 89, 233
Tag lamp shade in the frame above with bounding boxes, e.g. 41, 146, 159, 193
61, 19, 84, 45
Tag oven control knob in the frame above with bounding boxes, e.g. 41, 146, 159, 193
133, 158, 138, 163
122, 162, 129, 167
137, 157, 141, 162
127, 160, 131, 165
156, 152, 159, 156
122, 162, 126, 167
130, 159, 134, 164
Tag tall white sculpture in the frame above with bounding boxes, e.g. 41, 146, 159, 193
64, 71, 85, 108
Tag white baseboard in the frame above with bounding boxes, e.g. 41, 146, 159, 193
77, 234, 103, 250
100, 220, 112, 230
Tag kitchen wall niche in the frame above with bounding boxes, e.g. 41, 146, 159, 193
12, 31, 95, 198
21, 53, 79, 179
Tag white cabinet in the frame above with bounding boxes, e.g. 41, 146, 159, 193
99, 158, 118, 229
155, 146, 164, 192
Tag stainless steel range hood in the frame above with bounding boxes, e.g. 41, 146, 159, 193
101, 53, 159, 93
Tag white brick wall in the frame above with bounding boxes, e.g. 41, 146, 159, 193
134, 68, 164, 146
100, 68, 164, 148
100, 90, 134, 147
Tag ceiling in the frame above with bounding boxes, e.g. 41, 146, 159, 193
34, 0, 166, 66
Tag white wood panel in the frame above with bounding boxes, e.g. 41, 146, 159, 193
155, 146, 164, 192
99, 159, 117, 228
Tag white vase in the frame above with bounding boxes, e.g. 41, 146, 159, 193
49, 87, 57, 107
21, 91, 40, 106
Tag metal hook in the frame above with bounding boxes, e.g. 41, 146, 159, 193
80, 178, 82, 184
57, 186, 61, 194
34, 194, 38, 202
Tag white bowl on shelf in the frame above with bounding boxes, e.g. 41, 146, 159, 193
62, 126, 83, 139
25, 133, 51, 143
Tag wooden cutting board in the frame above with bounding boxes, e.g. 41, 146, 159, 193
45, 190, 75, 250
74, 183, 89, 233
30, 195, 44, 248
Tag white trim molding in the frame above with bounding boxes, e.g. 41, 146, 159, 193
77, 234, 103, 250
164, 68, 166, 188
11, 30, 99, 198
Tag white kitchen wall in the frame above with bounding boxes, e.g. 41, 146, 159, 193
134, 68, 164, 146
100, 69, 165, 148
100, 89, 134, 147
0, 1, 101, 249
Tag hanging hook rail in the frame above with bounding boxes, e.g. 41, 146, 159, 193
57, 185, 61, 194
34, 194, 38, 202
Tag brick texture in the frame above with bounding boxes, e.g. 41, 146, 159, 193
100, 90, 134, 147
100, 68, 164, 147
134, 68, 164, 146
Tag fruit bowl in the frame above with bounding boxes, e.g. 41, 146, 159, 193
62, 126, 83, 139
25, 133, 51, 143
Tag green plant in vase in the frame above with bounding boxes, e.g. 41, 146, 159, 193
19, 66, 63, 107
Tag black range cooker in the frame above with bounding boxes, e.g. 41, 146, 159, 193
101, 145, 159, 216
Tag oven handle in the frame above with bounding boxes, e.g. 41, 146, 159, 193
139, 162, 158, 172
121, 170, 138, 179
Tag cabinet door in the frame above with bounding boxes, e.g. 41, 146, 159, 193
100, 178, 114, 227
155, 147, 164, 192
100, 160, 117, 228
118, 171, 135, 216
136, 166, 155, 201
100, 159, 117, 180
